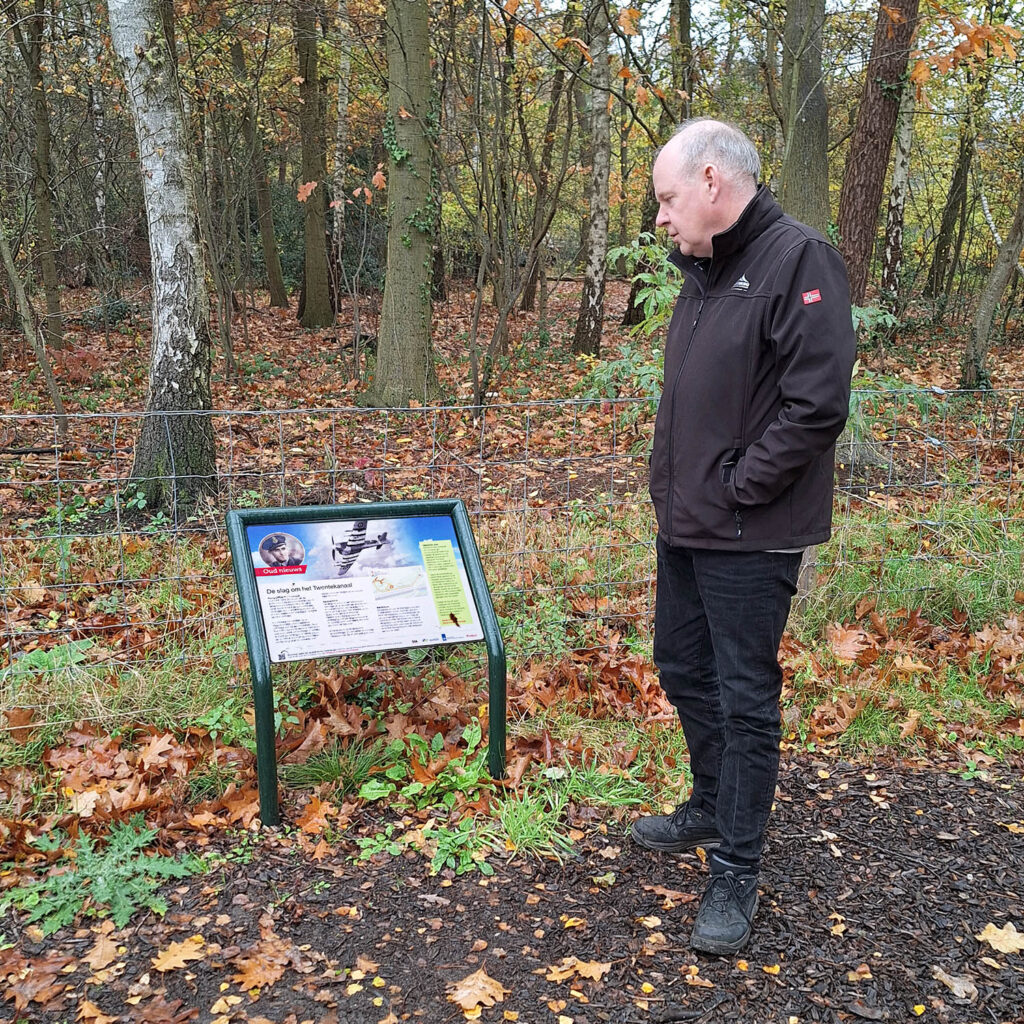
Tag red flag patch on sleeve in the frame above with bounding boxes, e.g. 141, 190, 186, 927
802, 289, 822, 305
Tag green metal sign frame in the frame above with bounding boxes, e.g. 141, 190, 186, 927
226, 499, 506, 825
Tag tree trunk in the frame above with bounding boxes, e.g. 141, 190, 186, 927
520, 6, 575, 313
926, 125, 972, 299
671, 0, 693, 119
332, 0, 352, 292
836, 0, 920, 305
295, 1, 333, 328
81, 0, 112, 297
879, 81, 915, 299
0, 218, 66, 432
366, 0, 439, 406
5, 0, 64, 348
231, 39, 288, 308
571, 0, 611, 356
778, 0, 830, 234
108, 0, 216, 511
961, 166, 1024, 388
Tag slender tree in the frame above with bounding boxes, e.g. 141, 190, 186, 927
879, 81, 915, 300
572, 0, 611, 356
108, 0, 216, 510
231, 38, 288, 308
837, 0, 920, 305
3, 0, 63, 347
961, 163, 1024, 387
295, 0, 333, 328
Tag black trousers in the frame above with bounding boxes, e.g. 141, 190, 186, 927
653, 538, 801, 872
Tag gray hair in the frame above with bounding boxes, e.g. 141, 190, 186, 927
670, 118, 761, 186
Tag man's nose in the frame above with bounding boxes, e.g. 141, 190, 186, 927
655, 206, 667, 226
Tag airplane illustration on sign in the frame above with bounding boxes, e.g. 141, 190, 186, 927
331, 520, 390, 577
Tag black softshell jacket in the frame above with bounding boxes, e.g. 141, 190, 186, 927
649, 186, 857, 551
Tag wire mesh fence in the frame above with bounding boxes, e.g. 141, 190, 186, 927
1, 389, 1021, 734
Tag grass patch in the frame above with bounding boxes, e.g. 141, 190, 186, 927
798, 495, 1024, 637
495, 786, 575, 859
280, 737, 388, 797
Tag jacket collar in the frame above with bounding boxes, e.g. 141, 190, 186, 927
668, 185, 782, 273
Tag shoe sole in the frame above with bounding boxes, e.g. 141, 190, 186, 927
629, 825, 723, 853
689, 894, 759, 955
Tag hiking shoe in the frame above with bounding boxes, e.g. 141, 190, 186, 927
630, 801, 722, 853
690, 870, 759, 955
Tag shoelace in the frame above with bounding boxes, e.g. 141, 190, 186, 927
669, 802, 696, 827
705, 872, 754, 921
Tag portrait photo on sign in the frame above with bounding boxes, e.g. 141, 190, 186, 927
258, 532, 306, 567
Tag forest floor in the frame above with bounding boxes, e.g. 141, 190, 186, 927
2, 760, 1022, 1024
2, 278, 1023, 420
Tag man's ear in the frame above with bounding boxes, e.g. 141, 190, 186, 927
704, 164, 721, 200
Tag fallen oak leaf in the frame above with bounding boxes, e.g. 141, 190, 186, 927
83, 929, 120, 971
446, 967, 509, 1013
975, 921, 1024, 954
151, 934, 205, 972
78, 1000, 119, 1024
575, 959, 611, 980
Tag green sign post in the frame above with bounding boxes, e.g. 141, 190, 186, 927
226, 499, 506, 825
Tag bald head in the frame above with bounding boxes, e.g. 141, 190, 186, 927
652, 119, 760, 257
669, 119, 761, 189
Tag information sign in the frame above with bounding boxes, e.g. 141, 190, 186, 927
246, 516, 484, 662
227, 500, 505, 825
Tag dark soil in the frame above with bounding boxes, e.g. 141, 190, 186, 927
3, 759, 1023, 1024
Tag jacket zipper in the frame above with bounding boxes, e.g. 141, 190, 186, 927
734, 510, 743, 538
666, 266, 708, 534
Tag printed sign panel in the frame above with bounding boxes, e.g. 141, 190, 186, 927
245, 516, 484, 662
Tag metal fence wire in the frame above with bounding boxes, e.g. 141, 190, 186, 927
1, 390, 1022, 733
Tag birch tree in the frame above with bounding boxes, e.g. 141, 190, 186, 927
108, 0, 216, 510
572, 0, 611, 356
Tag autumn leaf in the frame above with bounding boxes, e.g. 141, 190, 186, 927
975, 921, 1024, 954
297, 180, 318, 202
296, 795, 338, 834
893, 654, 931, 674
827, 623, 870, 661
84, 928, 120, 971
4, 706, 37, 743
231, 953, 286, 991
78, 1000, 119, 1024
575, 959, 611, 980
138, 731, 176, 769
554, 36, 593, 65
151, 935, 206, 972
447, 968, 509, 1013
618, 7, 641, 34
543, 957, 607, 982
372, 169, 387, 190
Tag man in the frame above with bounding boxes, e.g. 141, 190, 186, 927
631, 119, 856, 954
262, 534, 302, 567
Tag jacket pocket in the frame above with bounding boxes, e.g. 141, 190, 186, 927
719, 448, 743, 487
